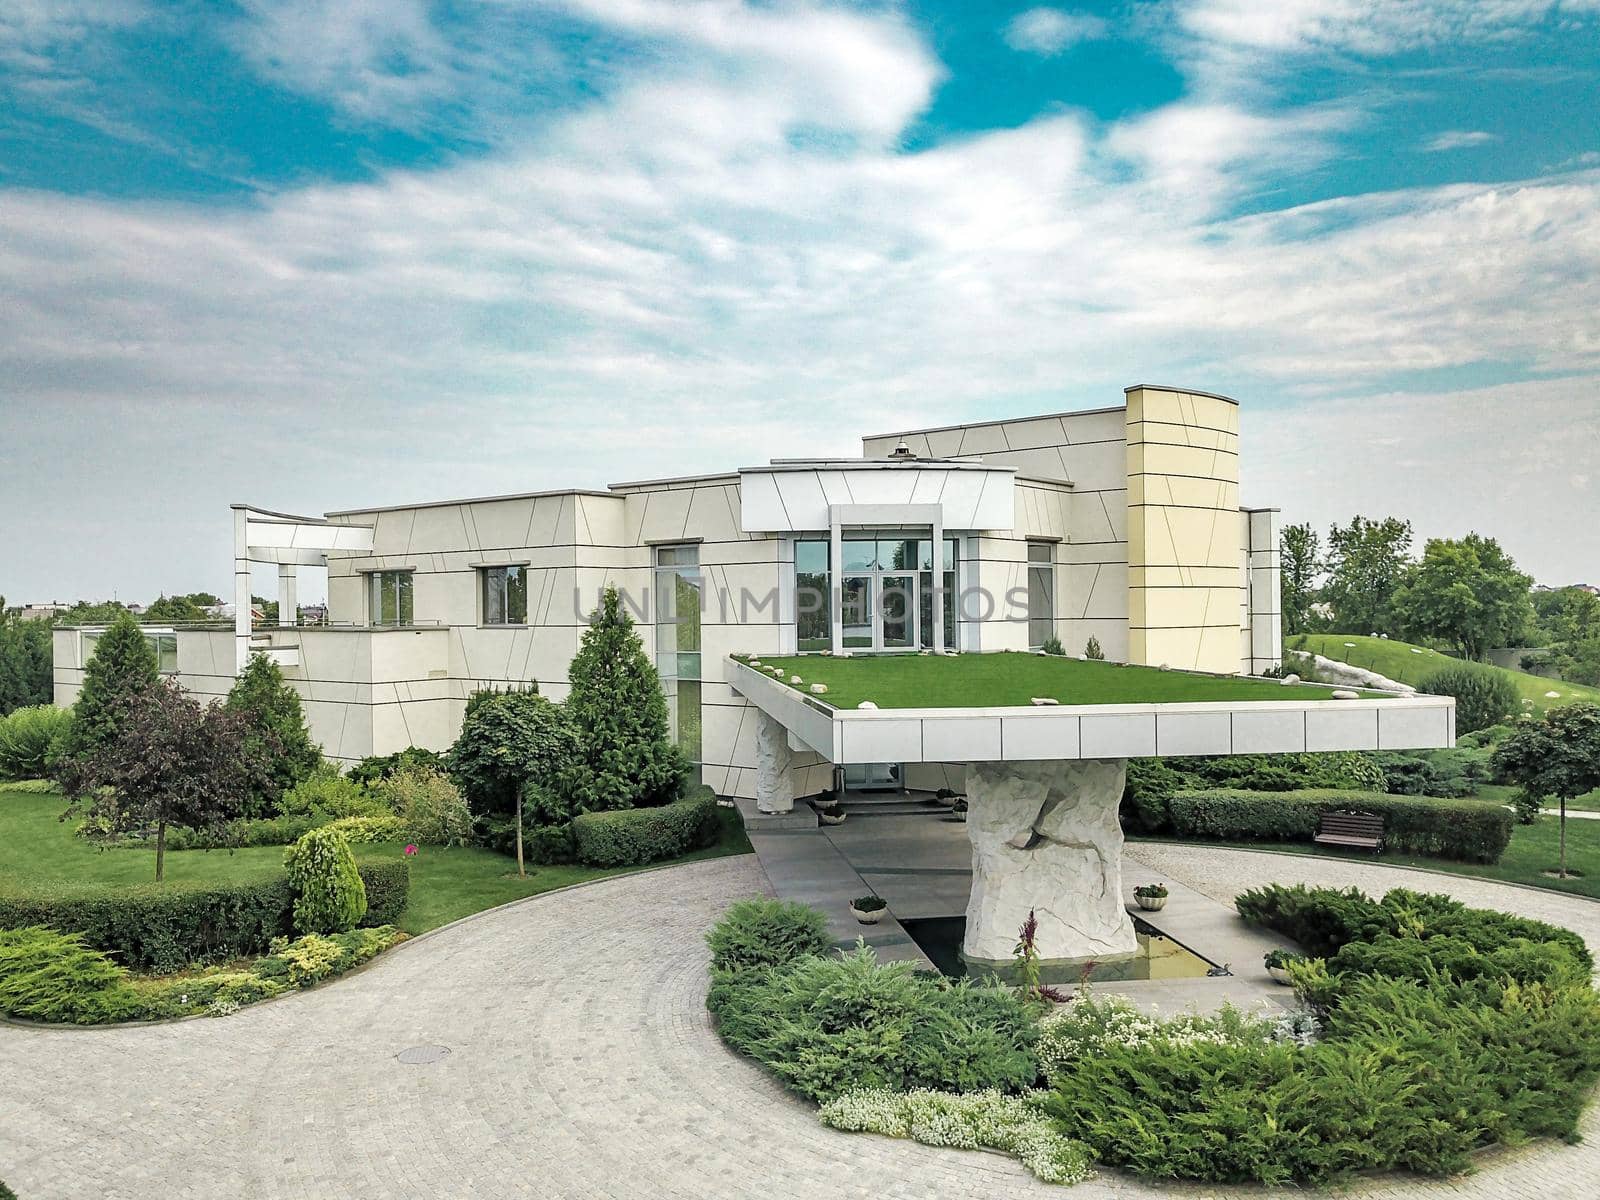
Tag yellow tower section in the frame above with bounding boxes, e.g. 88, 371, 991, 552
1124, 385, 1243, 674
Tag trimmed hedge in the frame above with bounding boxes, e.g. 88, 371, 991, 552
1167, 788, 1512, 864
571, 787, 720, 867
0, 860, 409, 972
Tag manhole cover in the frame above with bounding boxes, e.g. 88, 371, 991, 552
396, 1044, 452, 1065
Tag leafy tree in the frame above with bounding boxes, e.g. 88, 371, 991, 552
51, 600, 130, 626
448, 687, 577, 876
283, 826, 367, 933
252, 594, 280, 624
1418, 666, 1519, 735
55, 678, 269, 881
1322, 516, 1412, 636
562, 586, 687, 816
1395, 534, 1533, 661
0, 597, 53, 715
54, 610, 157, 765
1279, 523, 1321, 635
224, 651, 321, 816
1493, 704, 1600, 878
143, 594, 207, 623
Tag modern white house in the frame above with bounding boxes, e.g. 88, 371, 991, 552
54, 385, 1285, 798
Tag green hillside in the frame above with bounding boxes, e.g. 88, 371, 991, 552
1293, 634, 1600, 715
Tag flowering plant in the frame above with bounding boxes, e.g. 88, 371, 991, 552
403, 844, 418, 857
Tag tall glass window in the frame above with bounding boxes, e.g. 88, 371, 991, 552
1027, 541, 1055, 648
368, 571, 414, 626
82, 630, 177, 673
655, 545, 702, 779
794, 538, 832, 651
918, 536, 958, 651
481, 565, 528, 625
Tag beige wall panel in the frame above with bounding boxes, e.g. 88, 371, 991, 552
683, 483, 745, 545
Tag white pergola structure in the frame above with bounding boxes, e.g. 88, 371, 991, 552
231, 504, 374, 673
728, 657, 1457, 967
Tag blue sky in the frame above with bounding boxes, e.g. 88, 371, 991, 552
2, 0, 1598, 601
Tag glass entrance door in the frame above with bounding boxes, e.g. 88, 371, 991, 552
879, 573, 916, 650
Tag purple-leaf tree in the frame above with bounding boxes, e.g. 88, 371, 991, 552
57, 678, 272, 881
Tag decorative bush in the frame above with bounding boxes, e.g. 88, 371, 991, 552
280, 768, 389, 820
323, 814, 408, 843
526, 820, 577, 865
382, 764, 472, 845
851, 894, 887, 912
561, 586, 686, 814
708, 945, 1039, 1103
1038, 635, 1065, 656
0, 863, 406, 972
0, 924, 406, 1025
347, 746, 446, 787
571, 787, 719, 867
1368, 748, 1490, 798
224, 652, 322, 816
1035, 992, 1271, 1087
0, 926, 140, 1024
158, 813, 325, 851
705, 897, 832, 972
1119, 758, 1181, 833
0, 704, 72, 779
284, 827, 367, 934
819, 1088, 1095, 1185
1166, 788, 1513, 863
1419, 666, 1520, 735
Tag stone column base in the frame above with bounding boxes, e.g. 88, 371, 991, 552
754, 710, 796, 814
962, 758, 1135, 965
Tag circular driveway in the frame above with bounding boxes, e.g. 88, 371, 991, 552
2, 847, 1597, 1198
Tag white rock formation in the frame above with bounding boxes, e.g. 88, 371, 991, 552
1308, 654, 1414, 694
1029, 697, 1059, 706
789, 675, 803, 684
754, 711, 795, 814
962, 758, 1136, 965
809, 683, 828, 694
1330, 689, 1360, 700
857, 700, 878, 710
1279, 673, 1301, 685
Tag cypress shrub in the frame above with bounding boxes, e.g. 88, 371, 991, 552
284, 827, 368, 934
1167, 788, 1512, 863
53, 611, 156, 763
225, 652, 322, 816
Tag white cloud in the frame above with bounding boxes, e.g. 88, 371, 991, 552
4, 0, 1600, 597
1002, 8, 1109, 56
1423, 129, 1499, 151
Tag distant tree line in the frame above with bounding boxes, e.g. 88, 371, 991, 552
1279, 518, 1536, 663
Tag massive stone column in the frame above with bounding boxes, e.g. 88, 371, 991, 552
754, 711, 796, 814
963, 758, 1135, 965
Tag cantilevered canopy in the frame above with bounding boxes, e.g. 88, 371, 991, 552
725, 654, 1456, 765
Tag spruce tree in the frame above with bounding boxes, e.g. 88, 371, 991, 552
56, 610, 157, 765
563, 586, 686, 813
225, 652, 322, 816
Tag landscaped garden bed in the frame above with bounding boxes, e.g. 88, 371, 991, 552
704, 887, 1600, 1187
736, 651, 1385, 710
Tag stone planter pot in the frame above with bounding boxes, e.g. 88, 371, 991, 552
1267, 965, 1295, 985
1134, 894, 1167, 911
850, 903, 887, 924
818, 810, 847, 826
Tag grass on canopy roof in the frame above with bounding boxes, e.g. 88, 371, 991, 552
741, 652, 1384, 710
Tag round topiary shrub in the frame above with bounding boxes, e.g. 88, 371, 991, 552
283, 827, 367, 934
706, 897, 831, 972
1419, 666, 1519, 735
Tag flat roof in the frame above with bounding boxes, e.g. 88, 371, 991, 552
861, 404, 1127, 443
325, 487, 615, 518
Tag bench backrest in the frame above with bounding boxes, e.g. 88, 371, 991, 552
1317, 811, 1384, 836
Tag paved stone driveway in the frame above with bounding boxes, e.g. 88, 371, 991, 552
2, 848, 1597, 1198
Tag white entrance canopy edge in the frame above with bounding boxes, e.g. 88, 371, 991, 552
737, 460, 1016, 533
725, 658, 1457, 766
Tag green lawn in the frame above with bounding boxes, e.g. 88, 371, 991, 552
0, 788, 752, 935
1136, 810, 1600, 900
1295, 633, 1600, 714
743, 652, 1383, 711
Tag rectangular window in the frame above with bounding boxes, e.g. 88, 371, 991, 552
81, 630, 178, 674
794, 537, 832, 652
1027, 541, 1055, 648
368, 571, 414, 626
654, 545, 702, 781
481, 565, 528, 625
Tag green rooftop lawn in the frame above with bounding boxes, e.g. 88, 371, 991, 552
1295, 633, 1600, 715
739, 652, 1385, 710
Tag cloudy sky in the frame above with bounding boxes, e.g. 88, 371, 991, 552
2, 0, 1598, 604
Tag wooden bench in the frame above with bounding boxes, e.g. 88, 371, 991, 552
1313, 811, 1384, 852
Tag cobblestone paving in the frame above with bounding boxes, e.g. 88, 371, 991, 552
2, 848, 1597, 1198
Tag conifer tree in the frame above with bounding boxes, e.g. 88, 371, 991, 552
563, 586, 686, 813
225, 652, 322, 816
55, 610, 157, 765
